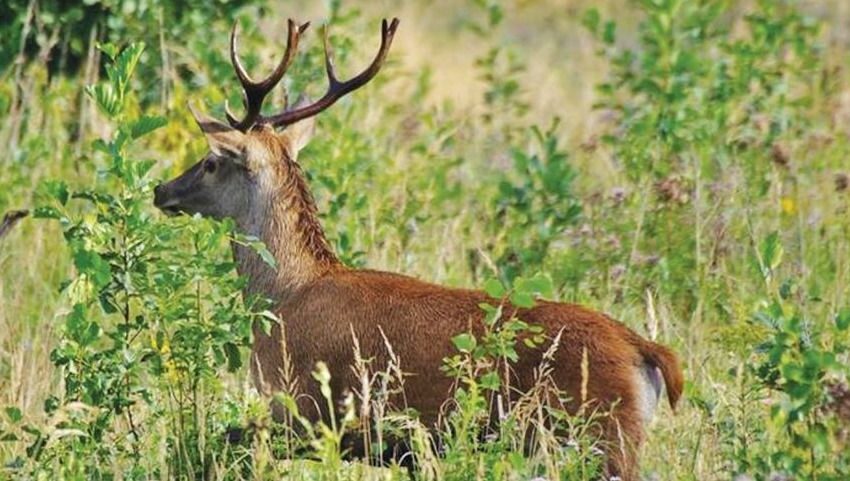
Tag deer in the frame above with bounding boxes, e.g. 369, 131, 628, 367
152, 17, 684, 480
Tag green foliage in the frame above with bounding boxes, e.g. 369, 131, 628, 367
4, 43, 261, 480
439, 274, 601, 481
578, 0, 824, 315
583, 3, 848, 478
745, 234, 850, 479
442, 273, 549, 383
0, 0, 257, 75
587, 0, 819, 179
2, 1, 850, 480
469, 0, 528, 142
490, 120, 583, 284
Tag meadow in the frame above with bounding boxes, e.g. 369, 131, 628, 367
1, 0, 850, 479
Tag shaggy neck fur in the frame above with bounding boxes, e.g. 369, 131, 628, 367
232, 132, 341, 302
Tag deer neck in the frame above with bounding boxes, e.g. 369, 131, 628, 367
232, 159, 341, 303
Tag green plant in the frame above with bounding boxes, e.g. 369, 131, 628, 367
0, 0, 257, 75
3, 42, 265, 480
489, 121, 583, 285
745, 233, 850, 479
581, 0, 823, 315
439, 273, 603, 481
468, 0, 529, 144
3, 1, 850, 480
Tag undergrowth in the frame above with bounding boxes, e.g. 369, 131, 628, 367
1, 0, 849, 480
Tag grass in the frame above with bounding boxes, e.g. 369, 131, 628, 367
2, 0, 850, 479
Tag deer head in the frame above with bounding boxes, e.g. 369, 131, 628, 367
153, 18, 400, 230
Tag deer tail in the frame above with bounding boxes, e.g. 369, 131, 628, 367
636, 338, 684, 410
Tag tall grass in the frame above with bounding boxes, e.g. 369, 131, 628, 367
2, 0, 850, 479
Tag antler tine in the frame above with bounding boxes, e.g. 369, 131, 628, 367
323, 25, 340, 87
227, 19, 310, 131
266, 17, 400, 128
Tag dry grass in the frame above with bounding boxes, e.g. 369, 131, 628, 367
3, 0, 850, 479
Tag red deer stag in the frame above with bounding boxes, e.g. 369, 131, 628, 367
153, 17, 683, 480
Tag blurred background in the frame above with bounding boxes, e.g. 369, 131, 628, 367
3, 0, 850, 479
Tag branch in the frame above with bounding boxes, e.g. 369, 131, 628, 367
0, 210, 29, 241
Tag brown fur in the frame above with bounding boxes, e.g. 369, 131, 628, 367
156, 124, 684, 481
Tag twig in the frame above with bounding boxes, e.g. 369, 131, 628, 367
0, 210, 29, 241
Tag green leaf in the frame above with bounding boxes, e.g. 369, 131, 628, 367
487, 4, 503, 27
73, 248, 112, 289
516, 273, 554, 299
96, 42, 120, 60
452, 333, 477, 353
128, 115, 167, 139
510, 291, 535, 308
257, 310, 279, 336
85, 84, 120, 118
760, 232, 783, 278
86, 42, 145, 118
65, 304, 99, 347
92, 139, 111, 154
224, 342, 242, 372
480, 371, 501, 391
581, 8, 600, 34
483, 278, 506, 298
480, 303, 503, 327
42, 180, 69, 205
836, 308, 850, 331
134, 159, 157, 180
250, 241, 277, 269
4, 406, 22, 423
603, 20, 617, 45
32, 206, 62, 220
113, 43, 145, 91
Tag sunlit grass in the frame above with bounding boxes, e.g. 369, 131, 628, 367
3, 0, 850, 479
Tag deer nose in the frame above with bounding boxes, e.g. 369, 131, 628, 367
153, 184, 167, 207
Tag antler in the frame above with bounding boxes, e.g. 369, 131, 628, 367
227, 19, 310, 131
264, 18, 400, 128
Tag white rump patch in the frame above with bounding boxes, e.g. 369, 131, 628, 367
635, 364, 662, 426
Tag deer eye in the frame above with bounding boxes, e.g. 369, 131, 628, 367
204, 158, 218, 174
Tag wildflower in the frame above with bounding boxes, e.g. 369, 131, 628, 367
610, 263, 626, 281
610, 186, 627, 205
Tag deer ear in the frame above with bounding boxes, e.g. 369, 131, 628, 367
189, 104, 246, 157
278, 97, 315, 160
